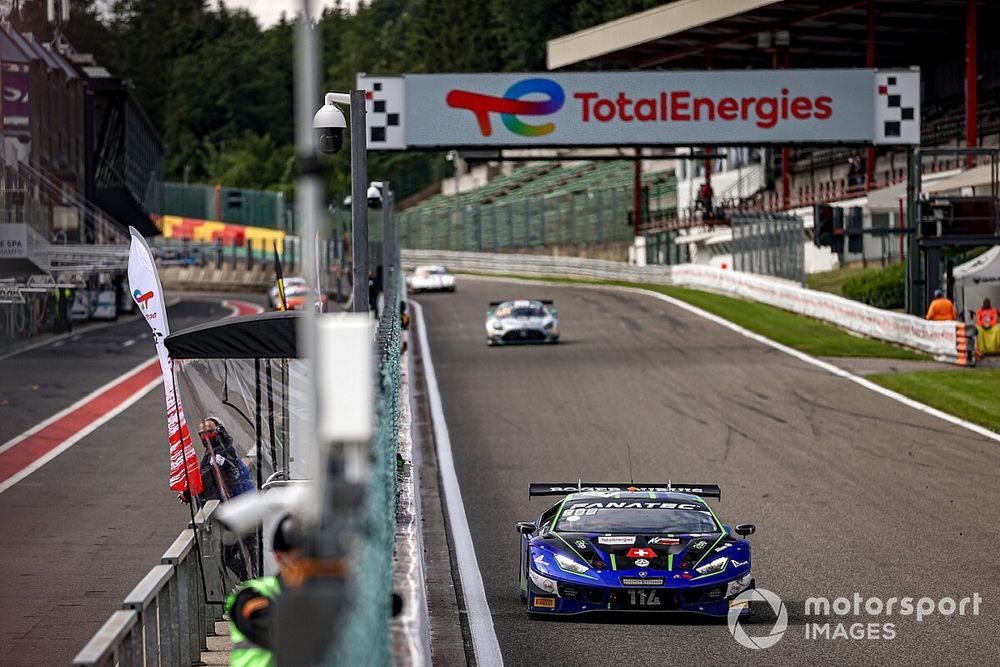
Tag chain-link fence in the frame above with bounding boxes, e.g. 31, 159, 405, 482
731, 213, 806, 283
322, 252, 400, 666
163, 183, 290, 230
397, 186, 644, 251
644, 229, 690, 266
396, 176, 676, 251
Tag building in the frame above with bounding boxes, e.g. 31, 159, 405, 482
547, 0, 1000, 280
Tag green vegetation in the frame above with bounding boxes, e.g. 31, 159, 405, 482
805, 264, 871, 296
868, 370, 1000, 433
461, 271, 927, 360
841, 263, 906, 310
9, 0, 662, 201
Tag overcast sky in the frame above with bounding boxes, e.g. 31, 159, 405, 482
224, 0, 358, 27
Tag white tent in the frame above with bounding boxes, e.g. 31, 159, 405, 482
954, 246, 1000, 322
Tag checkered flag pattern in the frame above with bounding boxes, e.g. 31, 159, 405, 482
875, 72, 918, 141
359, 76, 406, 149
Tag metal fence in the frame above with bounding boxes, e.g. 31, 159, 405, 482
73, 501, 227, 667
397, 187, 643, 251
162, 183, 290, 231
644, 229, 689, 266
731, 213, 806, 284
322, 252, 401, 666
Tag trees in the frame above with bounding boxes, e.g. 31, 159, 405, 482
7, 0, 650, 198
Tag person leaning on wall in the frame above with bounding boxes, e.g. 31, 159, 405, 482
925, 289, 957, 321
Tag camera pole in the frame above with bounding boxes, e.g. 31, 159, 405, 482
350, 91, 369, 313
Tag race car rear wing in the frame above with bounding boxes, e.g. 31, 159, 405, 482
489, 299, 554, 306
529, 482, 721, 499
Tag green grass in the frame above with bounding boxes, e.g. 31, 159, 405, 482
461, 271, 928, 360
868, 370, 1000, 433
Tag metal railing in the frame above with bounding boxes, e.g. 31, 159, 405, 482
73, 501, 226, 667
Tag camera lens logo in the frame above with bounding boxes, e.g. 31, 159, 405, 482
728, 588, 788, 650
446, 78, 564, 137
133, 289, 154, 310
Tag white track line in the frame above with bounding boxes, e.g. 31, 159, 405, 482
0, 375, 163, 495
0, 357, 158, 456
0, 297, 263, 492
412, 301, 504, 667
463, 274, 1000, 444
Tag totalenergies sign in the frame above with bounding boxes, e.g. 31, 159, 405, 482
359, 69, 919, 148
446, 78, 565, 137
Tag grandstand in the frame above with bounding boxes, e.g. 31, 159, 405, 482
395, 160, 676, 258
544, 0, 999, 288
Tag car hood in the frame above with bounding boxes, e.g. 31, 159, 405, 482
530, 531, 749, 586
494, 315, 551, 328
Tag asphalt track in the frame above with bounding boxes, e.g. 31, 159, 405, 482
416, 277, 1000, 667
0, 296, 260, 666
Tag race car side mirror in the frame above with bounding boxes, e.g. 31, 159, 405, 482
516, 522, 536, 535
735, 524, 756, 536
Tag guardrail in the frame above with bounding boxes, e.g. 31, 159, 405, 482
73, 501, 226, 667
402, 249, 977, 366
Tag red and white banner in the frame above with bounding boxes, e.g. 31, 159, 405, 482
128, 227, 203, 494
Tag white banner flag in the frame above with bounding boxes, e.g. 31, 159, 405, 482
127, 227, 203, 494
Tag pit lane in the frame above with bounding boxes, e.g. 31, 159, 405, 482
0, 295, 263, 666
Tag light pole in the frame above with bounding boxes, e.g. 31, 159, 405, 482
447, 150, 462, 246
314, 91, 369, 313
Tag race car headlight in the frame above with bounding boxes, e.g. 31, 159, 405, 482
695, 557, 728, 576
488, 320, 503, 331
554, 553, 590, 575
529, 569, 559, 595
727, 573, 752, 597
543, 320, 555, 330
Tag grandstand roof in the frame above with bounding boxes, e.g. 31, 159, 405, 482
548, 0, 998, 71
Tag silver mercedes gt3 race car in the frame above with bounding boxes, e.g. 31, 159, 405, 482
406, 265, 456, 293
485, 299, 560, 346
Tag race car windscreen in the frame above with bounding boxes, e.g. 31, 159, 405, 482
556, 506, 720, 534
495, 304, 546, 318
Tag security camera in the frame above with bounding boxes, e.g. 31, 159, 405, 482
367, 182, 383, 209
212, 485, 309, 537
314, 92, 349, 155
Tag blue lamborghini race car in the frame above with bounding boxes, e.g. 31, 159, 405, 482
517, 483, 756, 617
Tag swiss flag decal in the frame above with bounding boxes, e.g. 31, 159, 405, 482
627, 547, 657, 559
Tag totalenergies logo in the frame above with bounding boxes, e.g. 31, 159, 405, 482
446, 78, 564, 137
133, 289, 154, 310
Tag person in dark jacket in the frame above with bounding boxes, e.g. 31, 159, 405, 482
180, 417, 254, 580
178, 417, 243, 503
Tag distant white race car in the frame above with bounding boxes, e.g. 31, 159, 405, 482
407, 265, 456, 293
485, 299, 560, 346
269, 277, 307, 309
